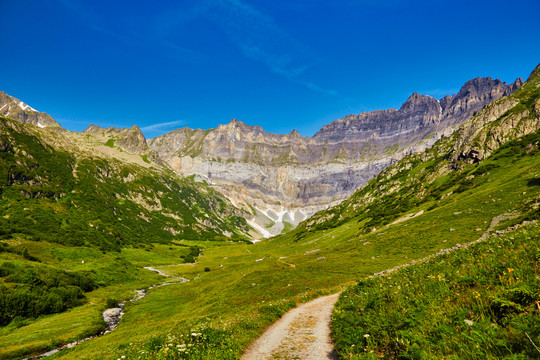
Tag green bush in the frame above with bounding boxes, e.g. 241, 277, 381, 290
0, 261, 97, 325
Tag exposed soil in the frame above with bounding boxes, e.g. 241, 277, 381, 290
241, 293, 339, 360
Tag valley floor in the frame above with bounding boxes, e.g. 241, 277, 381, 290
2, 110, 540, 359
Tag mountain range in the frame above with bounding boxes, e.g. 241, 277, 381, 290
48, 76, 522, 237
0, 75, 523, 239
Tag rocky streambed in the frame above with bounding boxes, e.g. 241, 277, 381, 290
27, 268, 189, 359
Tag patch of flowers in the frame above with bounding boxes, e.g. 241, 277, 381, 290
114, 324, 240, 360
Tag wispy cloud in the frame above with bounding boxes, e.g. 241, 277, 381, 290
201, 0, 337, 95
141, 120, 186, 132
56, 0, 199, 61
59, 0, 336, 95
161, 0, 337, 96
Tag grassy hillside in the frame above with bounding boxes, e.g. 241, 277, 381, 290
332, 223, 540, 359
0, 115, 251, 248
0, 115, 254, 358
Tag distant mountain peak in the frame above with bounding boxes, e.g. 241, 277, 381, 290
289, 129, 301, 137
400, 92, 439, 112
218, 118, 247, 130
0, 91, 60, 128
83, 123, 150, 155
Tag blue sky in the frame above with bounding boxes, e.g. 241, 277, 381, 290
1, 0, 539, 138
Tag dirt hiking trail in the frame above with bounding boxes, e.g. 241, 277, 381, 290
241, 293, 339, 360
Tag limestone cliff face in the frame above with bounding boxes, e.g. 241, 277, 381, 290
0, 91, 60, 128
314, 77, 523, 151
0, 75, 523, 239
148, 77, 522, 236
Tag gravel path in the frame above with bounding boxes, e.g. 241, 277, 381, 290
241, 215, 529, 360
241, 293, 339, 360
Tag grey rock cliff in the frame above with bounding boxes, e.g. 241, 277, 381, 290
0, 75, 523, 239
148, 77, 522, 237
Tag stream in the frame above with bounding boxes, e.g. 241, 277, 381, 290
26, 267, 189, 359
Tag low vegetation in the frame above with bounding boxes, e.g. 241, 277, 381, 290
0, 260, 97, 326
0, 116, 251, 250
332, 224, 540, 359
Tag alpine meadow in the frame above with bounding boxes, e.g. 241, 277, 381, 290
1, 2, 540, 359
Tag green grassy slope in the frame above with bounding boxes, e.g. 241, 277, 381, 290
0, 240, 197, 359
332, 223, 540, 360
0, 115, 251, 248
0, 115, 255, 358
36, 65, 540, 360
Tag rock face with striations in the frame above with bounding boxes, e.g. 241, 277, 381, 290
0, 77, 523, 238
148, 77, 522, 237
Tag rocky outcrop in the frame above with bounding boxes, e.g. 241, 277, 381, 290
83, 124, 148, 153
451, 66, 540, 164
83, 124, 163, 165
0, 91, 60, 128
148, 77, 522, 236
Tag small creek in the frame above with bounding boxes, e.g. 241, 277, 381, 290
26, 267, 189, 359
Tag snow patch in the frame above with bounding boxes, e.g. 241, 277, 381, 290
37, 122, 46, 128
256, 206, 300, 227
18, 101, 37, 112
0, 104, 7, 112
225, 196, 238, 208
247, 218, 272, 239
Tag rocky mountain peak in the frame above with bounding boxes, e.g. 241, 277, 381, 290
0, 91, 60, 128
219, 118, 248, 129
83, 124, 149, 154
400, 92, 440, 113
511, 77, 524, 89
288, 129, 302, 138
217, 118, 256, 133
83, 124, 103, 133
441, 76, 523, 121
458, 77, 501, 96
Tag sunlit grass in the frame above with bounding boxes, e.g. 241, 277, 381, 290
332, 224, 540, 359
